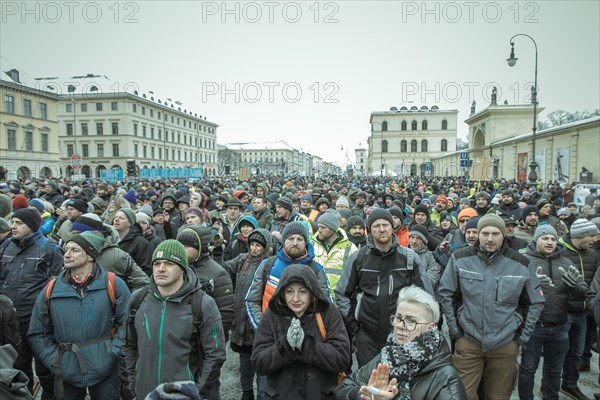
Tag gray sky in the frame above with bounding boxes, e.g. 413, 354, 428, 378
2, 1, 599, 167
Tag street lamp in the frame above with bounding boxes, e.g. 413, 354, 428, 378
507, 34, 538, 189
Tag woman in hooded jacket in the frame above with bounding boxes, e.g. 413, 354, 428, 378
251, 264, 351, 400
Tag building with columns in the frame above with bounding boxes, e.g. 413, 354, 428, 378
355, 147, 367, 176
368, 106, 458, 177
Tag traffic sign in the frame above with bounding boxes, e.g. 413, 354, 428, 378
70, 153, 83, 171
460, 159, 469, 167
460, 151, 469, 160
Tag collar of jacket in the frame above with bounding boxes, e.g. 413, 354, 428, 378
13, 229, 44, 249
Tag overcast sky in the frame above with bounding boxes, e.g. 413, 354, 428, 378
2, 1, 599, 167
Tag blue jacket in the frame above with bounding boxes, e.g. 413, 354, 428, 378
27, 266, 130, 388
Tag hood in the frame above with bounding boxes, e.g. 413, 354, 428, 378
0, 194, 12, 219
268, 264, 330, 315
238, 214, 258, 230
181, 224, 212, 256
138, 203, 153, 217
149, 265, 200, 300
256, 182, 269, 195
102, 224, 120, 248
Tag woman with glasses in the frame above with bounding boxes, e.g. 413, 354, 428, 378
335, 285, 466, 400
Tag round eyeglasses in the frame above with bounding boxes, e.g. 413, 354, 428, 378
389, 315, 430, 331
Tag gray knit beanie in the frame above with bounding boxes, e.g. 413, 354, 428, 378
570, 219, 598, 238
282, 221, 308, 243
533, 224, 558, 242
317, 209, 340, 232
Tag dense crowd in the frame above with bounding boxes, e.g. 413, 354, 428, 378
0, 174, 598, 400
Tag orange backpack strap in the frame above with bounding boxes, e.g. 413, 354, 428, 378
106, 272, 117, 309
43, 277, 58, 311
315, 312, 326, 341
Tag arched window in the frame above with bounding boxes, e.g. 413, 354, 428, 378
422, 120, 428, 130
382, 140, 388, 153
401, 120, 407, 131
411, 120, 418, 130
382, 121, 388, 131
411, 139, 417, 152
442, 119, 448, 130
400, 140, 407, 152
421, 139, 428, 152
441, 139, 448, 152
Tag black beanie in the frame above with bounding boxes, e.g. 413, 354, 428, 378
276, 196, 293, 211
13, 208, 42, 232
177, 228, 202, 254
248, 230, 268, 248
413, 204, 430, 219
465, 216, 480, 231
366, 209, 394, 230
346, 216, 365, 230
66, 199, 88, 213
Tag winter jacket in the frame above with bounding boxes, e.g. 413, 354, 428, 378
495, 202, 522, 220
334, 235, 425, 345
41, 191, 65, 210
414, 246, 442, 292
97, 226, 149, 289
118, 224, 153, 275
559, 236, 599, 312
27, 266, 130, 388
506, 235, 528, 253
0, 344, 33, 399
525, 242, 588, 325
594, 290, 600, 324
408, 220, 443, 252
0, 294, 20, 349
0, 194, 12, 220
0, 231, 63, 323
246, 242, 332, 329
251, 265, 351, 400
223, 233, 250, 263
312, 228, 358, 298
121, 267, 226, 399
254, 208, 274, 230
142, 228, 162, 253
514, 222, 537, 242
39, 212, 56, 237
439, 243, 545, 352
335, 339, 467, 400
222, 229, 271, 349
269, 211, 312, 239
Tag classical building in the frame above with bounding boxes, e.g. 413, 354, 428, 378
368, 106, 458, 177
1, 68, 60, 180
430, 101, 600, 184
33, 73, 218, 179
220, 141, 312, 177
355, 148, 367, 176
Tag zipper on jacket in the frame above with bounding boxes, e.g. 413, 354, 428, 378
144, 313, 151, 339
376, 276, 381, 296
157, 299, 168, 384
388, 276, 394, 297
495, 281, 499, 302
187, 363, 194, 381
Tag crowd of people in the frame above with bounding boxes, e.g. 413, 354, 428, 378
0, 174, 598, 400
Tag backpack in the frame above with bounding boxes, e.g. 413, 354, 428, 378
260, 256, 319, 312
354, 245, 415, 276
42, 272, 118, 337
315, 312, 347, 385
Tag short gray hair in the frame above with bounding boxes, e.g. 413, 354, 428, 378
396, 285, 439, 323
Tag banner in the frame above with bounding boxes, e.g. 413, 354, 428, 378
574, 184, 600, 206
101, 168, 124, 182
138, 167, 204, 179
535, 149, 546, 183
553, 147, 570, 184
517, 152, 528, 182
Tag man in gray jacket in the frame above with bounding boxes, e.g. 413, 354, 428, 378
439, 213, 545, 400
121, 240, 226, 400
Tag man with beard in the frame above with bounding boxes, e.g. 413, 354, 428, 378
345, 215, 367, 248
409, 204, 443, 252
537, 198, 568, 237
430, 195, 454, 227
269, 196, 311, 244
351, 191, 367, 217
40, 180, 65, 210
335, 209, 425, 366
514, 205, 540, 242
503, 216, 528, 252
221, 198, 244, 251
439, 214, 544, 400
252, 196, 273, 230
495, 190, 522, 220
96, 183, 112, 207
474, 191, 495, 217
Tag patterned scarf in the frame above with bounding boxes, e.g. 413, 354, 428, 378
380, 328, 442, 400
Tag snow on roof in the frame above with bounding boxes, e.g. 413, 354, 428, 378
225, 141, 297, 151
491, 116, 600, 146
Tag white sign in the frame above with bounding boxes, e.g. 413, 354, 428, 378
574, 184, 600, 206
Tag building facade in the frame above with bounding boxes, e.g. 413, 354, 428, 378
431, 102, 600, 184
355, 148, 367, 176
220, 141, 312, 177
1, 68, 60, 180
368, 106, 458, 177
33, 74, 218, 179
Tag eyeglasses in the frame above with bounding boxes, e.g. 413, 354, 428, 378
389, 314, 430, 330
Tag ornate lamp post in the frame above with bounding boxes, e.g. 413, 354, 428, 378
507, 34, 538, 188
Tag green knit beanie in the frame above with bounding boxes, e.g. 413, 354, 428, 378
152, 239, 188, 270
68, 231, 105, 260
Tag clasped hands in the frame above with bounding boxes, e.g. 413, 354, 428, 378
286, 317, 305, 350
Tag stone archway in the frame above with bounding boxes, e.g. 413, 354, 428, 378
472, 129, 485, 150
17, 166, 31, 181
81, 165, 92, 178
96, 165, 106, 178
39, 167, 52, 179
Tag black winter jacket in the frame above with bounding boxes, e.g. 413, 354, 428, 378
118, 224, 153, 275
335, 339, 467, 400
252, 265, 351, 400
559, 236, 598, 312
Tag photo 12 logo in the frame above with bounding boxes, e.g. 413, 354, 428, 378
1, 1, 140, 23
201, 81, 340, 104
400, 1, 540, 23
401, 81, 537, 104
201, 1, 340, 23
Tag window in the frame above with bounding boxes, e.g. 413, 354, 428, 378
421, 139, 428, 152
178, 150, 181, 161
171, 132, 174, 142
67, 144, 74, 156
171, 116, 174, 123
172, 149, 175, 160
97, 143, 104, 157
112, 143, 119, 157
382, 140, 388, 153
151, 147, 155, 158
82, 144, 89, 157
165, 147, 169, 160
96, 123, 103, 135
401, 120, 407, 131
158, 129, 161, 140
40, 103, 47, 119
132, 104, 137, 112
7, 129, 16, 150
159, 147, 162, 159
81, 103, 88, 112
401, 140, 407, 152
41, 133, 48, 152
81, 123, 88, 135
134, 123, 138, 136
111, 122, 119, 135
178, 133, 181, 143
441, 139, 448, 152
111, 102, 117, 111
134, 144, 138, 157
66, 103, 73, 113
157, 111, 161, 119
411, 120, 417, 130
150, 109, 153, 118
4, 95, 15, 113
381, 121, 388, 131
150, 127, 154, 139
23, 99, 32, 116
96, 103, 103, 111
143, 146, 147, 158
142, 126, 146, 137
422, 120, 428, 130
411, 139, 417, 152
142, 106, 146, 115
442, 119, 448, 130
66, 123, 73, 135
